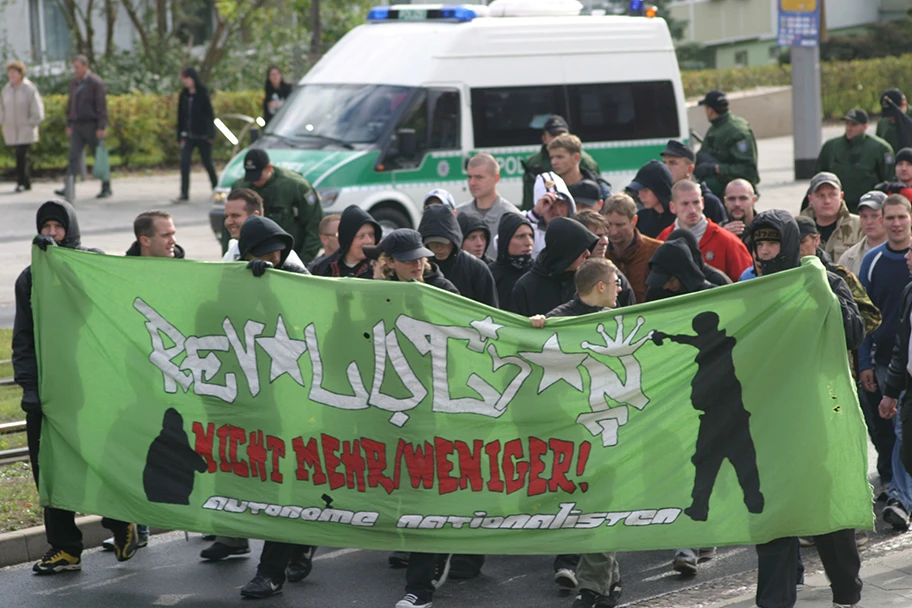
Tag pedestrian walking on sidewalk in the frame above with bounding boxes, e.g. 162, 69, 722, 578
0, 60, 44, 192
174, 67, 218, 203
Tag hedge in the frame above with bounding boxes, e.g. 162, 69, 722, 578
682, 52, 912, 119
0, 90, 261, 173
4, 52, 912, 173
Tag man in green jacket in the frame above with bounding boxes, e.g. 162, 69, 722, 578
521, 114, 600, 210
231, 149, 323, 263
876, 89, 912, 153
815, 108, 894, 212
694, 90, 759, 198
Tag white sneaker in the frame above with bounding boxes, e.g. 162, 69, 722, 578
396, 593, 431, 608
555, 567, 578, 588
832, 604, 857, 607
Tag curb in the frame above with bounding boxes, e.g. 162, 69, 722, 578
0, 516, 169, 568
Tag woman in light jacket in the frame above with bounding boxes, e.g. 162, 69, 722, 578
0, 60, 45, 192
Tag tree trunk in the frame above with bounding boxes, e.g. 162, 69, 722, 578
308, 0, 321, 64
104, 0, 117, 57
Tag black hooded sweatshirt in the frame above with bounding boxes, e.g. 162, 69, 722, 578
512, 217, 598, 316
749, 209, 863, 351
418, 204, 498, 307
309, 206, 380, 278
644, 238, 715, 302
668, 228, 731, 286
238, 215, 309, 275
125, 241, 186, 259
489, 213, 534, 313
13, 200, 102, 403
390, 261, 460, 294
457, 212, 494, 265
176, 68, 215, 141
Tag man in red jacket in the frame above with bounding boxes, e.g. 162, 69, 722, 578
657, 180, 752, 282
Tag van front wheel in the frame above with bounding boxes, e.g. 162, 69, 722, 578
370, 205, 411, 232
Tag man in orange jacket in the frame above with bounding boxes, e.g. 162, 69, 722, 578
657, 180, 752, 282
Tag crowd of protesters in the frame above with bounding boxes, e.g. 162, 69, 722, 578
11, 68, 912, 608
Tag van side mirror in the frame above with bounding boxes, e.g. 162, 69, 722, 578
397, 128, 417, 159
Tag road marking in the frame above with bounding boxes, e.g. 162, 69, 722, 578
315, 547, 361, 561
35, 572, 138, 595
152, 594, 194, 605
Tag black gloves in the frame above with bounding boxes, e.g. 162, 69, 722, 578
21, 389, 41, 414
693, 163, 716, 181
33, 235, 56, 251
247, 259, 274, 277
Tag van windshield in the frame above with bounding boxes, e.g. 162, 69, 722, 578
266, 84, 416, 147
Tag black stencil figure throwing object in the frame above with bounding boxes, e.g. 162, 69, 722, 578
652, 311, 764, 521
143, 408, 207, 505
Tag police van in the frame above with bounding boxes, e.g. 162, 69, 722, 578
212, 0, 688, 233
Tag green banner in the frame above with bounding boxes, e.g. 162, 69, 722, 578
31, 248, 872, 554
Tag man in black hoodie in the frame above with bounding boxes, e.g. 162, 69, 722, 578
14, 199, 141, 573
644, 238, 715, 301
629, 160, 675, 238
490, 213, 535, 313
125, 210, 186, 259
309, 205, 380, 278
457, 212, 493, 264
512, 217, 598, 316
748, 210, 864, 608
418, 204, 498, 307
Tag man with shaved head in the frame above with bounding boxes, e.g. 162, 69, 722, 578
720, 178, 758, 245
456, 153, 522, 258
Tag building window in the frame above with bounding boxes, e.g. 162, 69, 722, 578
734, 50, 749, 67
28, 0, 72, 64
768, 45, 780, 62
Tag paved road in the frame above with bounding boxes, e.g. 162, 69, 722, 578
0, 127, 843, 328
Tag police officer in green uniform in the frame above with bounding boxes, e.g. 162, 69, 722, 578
693, 90, 759, 198
876, 89, 912, 153
815, 108, 894, 212
521, 115, 600, 210
231, 149, 324, 263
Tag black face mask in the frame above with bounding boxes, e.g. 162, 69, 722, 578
508, 253, 532, 271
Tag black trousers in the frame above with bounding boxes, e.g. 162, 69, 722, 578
554, 554, 580, 572
256, 541, 313, 583
861, 384, 895, 484
405, 553, 440, 603
691, 411, 763, 516
756, 531, 862, 607
179, 139, 218, 198
14, 144, 30, 187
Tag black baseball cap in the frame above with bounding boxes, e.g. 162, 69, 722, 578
843, 108, 868, 124
568, 179, 602, 207
698, 90, 729, 113
660, 140, 696, 163
543, 114, 570, 136
244, 149, 270, 182
363, 229, 433, 262
795, 216, 818, 240
882, 88, 905, 108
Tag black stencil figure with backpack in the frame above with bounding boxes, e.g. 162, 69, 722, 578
143, 408, 207, 505
652, 311, 765, 521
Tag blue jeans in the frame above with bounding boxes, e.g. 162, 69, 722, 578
876, 363, 912, 512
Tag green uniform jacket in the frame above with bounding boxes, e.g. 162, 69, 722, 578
814, 132, 894, 212
232, 166, 324, 263
876, 108, 912, 153
521, 146, 600, 210
700, 112, 759, 197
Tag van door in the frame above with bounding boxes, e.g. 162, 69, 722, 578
379, 86, 467, 209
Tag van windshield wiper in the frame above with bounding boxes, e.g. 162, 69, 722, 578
264, 132, 306, 148
294, 132, 355, 150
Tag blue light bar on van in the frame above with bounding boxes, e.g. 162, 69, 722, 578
367, 5, 480, 23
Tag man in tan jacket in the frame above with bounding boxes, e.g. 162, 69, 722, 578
799, 172, 862, 261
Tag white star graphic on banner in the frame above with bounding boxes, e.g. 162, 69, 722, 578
255, 316, 307, 385
470, 316, 503, 341
519, 333, 587, 393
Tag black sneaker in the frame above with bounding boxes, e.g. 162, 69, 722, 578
596, 582, 622, 608
286, 546, 316, 582
432, 554, 452, 589
672, 550, 697, 575
389, 551, 410, 568
113, 523, 140, 561
395, 594, 431, 608
554, 567, 578, 588
240, 575, 283, 598
200, 541, 251, 561
32, 548, 81, 574
54, 188, 66, 196
883, 498, 910, 531
573, 589, 599, 608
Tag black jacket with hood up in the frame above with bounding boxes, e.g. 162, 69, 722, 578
644, 229, 729, 301
418, 204, 498, 307
457, 212, 494, 265
238, 216, 309, 275
749, 209, 863, 351
512, 217, 598, 316
489, 213, 534, 313
125, 241, 186, 258
14, 200, 102, 405
309, 205, 380, 278
644, 238, 715, 302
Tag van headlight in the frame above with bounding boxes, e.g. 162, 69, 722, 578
318, 188, 340, 207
